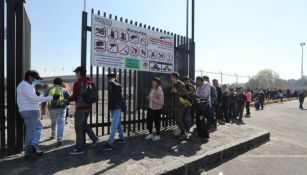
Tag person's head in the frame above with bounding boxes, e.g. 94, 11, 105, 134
222, 85, 227, 91
229, 87, 234, 93
196, 76, 204, 87
203, 75, 209, 82
53, 78, 63, 86
171, 72, 180, 83
152, 77, 161, 88
24, 70, 43, 84
212, 79, 218, 86
107, 73, 117, 82
73, 66, 87, 80
183, 76, 190, 85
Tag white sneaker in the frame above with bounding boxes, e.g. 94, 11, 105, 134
152, 135, 161, 142
145, 134, 154, 140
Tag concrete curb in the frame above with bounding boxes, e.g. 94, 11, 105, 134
150, 130, 270, 175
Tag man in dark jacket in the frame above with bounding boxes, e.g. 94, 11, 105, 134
213, 79, 224, 125
171, 72, 190, 139
103, 73, 126, 151
259, 89, 265, 110
221, 85, 229, 123
299, 90, 305, 110
66, 66, 98, 155
228, 87, 237, 123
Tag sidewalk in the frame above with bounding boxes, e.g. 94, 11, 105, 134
0, 118, 269, 175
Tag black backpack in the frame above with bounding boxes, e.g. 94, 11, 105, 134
81, 82, 98, 104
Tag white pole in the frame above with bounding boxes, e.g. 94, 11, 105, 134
83, 0, 86, 12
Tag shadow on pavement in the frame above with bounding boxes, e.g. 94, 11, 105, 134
0, 129, 204, 175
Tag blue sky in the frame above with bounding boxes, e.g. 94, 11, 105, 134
25, 0, 307, 83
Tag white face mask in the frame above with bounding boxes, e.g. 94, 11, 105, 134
32, 79, 41, 86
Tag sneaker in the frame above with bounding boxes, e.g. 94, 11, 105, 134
69, 149, 85, 155
145, 134, 154, 140
102, 144, 113, 151
117, 138, 126, 144
57, 140, 63, 146
152, 135, 161, 142
91, 138, 99, 147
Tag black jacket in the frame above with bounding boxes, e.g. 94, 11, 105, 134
109, 81, 125, 110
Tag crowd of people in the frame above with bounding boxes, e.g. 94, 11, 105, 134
16, 67, 306, 160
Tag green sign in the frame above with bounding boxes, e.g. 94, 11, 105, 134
125, 58, 140, 69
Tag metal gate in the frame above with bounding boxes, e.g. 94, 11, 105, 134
81, 9, 195, 136
0, 0, 31, 156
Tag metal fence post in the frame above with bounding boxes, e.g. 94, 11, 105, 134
0, 0, 5, 153
81, 11, 88, 68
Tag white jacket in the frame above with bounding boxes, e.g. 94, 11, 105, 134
17, 80, 53, 112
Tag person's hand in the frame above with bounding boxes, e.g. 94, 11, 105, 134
171, 88, 177, 93
53, 94, 60, 101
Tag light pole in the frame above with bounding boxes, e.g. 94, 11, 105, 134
300, 42, 305, 81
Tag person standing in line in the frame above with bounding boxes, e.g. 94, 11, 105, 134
203, 76, 217, 131
66, 66, 98, 155
17, 70, 59, 159
236, 87, 246, 122
221, 85, 230, 123
299, 90, 305, 110
183, 76, 196, 132
227, 87, 237, 123
103, 73, 126, 151
44, 78, 71, 145
259, 89, 265, 110
145, 77, 164, 141
212, 79, 224, 125
195, 76, 210, 141
244, 88, 252, 116
170, 72, 190, 139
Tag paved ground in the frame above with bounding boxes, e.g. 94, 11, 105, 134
0, 110, 268, 175
203, 100, 307, 175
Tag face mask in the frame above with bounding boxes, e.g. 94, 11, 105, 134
32, 79, 41, 86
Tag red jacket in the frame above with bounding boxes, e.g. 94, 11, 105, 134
67, 77, 92, 110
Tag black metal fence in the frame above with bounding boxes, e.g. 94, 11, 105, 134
0, 0, 30, 156
81, 9, 195, 136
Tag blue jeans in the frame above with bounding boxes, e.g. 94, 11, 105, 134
19, 110, 43, 155
49, 108, 66, 140
108, 108, 124, 145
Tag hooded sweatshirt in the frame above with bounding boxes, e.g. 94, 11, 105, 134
67, 77, 92, 110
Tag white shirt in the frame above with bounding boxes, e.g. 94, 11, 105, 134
17, 80, 53, 112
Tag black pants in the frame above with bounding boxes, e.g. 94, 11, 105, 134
147, 109, 162, 135
245, 102, 250, 115
299, 100, 304, 109
260, 100, 264, 109
216, 103, 223, 120
196, 102, 210, 139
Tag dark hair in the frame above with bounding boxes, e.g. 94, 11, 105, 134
183, 76, 190, 81
196, 76, 204, 81
222, 85, 227, 89
24, 70, 43, 81
212, 79, 218, 82
153, 77, 161, 85
73, 66, 87, 76
107, 73, 116, 79
203, 75, 209, 81
171, 72, 180, 79
53, 78, 63, 85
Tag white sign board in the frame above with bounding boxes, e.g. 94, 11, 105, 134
91, 14, 174, 73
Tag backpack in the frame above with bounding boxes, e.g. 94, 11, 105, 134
48, 87, 65, 108
80, 81, 98, 104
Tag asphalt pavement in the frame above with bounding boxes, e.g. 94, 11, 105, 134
203, 100, 307, 175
